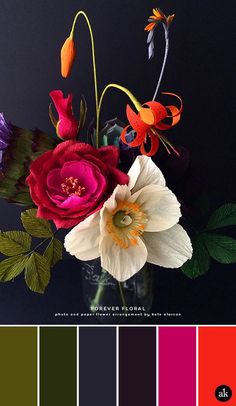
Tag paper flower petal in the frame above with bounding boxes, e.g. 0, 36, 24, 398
130, 184, 181, 232
64, 212, 100, 260
100, 235, 147, 282
128, 155, 166, 192
143, 224, 193, 268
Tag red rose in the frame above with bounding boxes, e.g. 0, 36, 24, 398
26, 141, 129, 229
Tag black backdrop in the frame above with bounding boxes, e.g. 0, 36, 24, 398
0, 0, 235, 324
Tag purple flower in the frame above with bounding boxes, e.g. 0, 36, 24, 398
0, 113, 12, 170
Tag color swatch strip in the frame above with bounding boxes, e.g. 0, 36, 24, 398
159, 327, 196, 406
79, 327, 116, 406
40, 327, 77, 406
119, 327, 156, 406
0, 327, 37, 406
199, 327, 236, 406
1, 326, 236, 405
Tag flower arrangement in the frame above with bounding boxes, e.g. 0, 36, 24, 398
0, 6, 236, 312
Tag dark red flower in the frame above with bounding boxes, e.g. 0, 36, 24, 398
120, 93, 182, 156
26, 141, 129, 229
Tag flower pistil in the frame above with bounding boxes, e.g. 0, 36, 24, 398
106, 200, 147, 249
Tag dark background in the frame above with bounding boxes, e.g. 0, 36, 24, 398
0, 0, 235, 324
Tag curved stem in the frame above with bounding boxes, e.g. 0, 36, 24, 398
153, 24, 169, 100
97, 83, 142, 144
70, 11, 99, 147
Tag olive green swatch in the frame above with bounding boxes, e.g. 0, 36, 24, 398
40, 327, 77, 406
0, 327, 37, 406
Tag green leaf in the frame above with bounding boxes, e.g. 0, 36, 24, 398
0, 231, 31, 256
21, 209, 53, 238
206, 203, 236, 230
25, 252, 50, 294
202, 233, 236, 264
44, 238, 63, 268
181, 235, 210, 279
79, 95, 87, 132
0, 255, 29, 282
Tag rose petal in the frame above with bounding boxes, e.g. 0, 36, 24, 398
143, 224, 192, 268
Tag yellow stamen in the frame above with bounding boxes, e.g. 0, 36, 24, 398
61, 177, 86, 196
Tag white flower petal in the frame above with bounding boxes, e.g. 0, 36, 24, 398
130, 184, 181, 232
100, 185, 131, 236
64, 212, 100, 261
102, 184, 131, 212
128, 155, 166, 193
143, 224, 192, 268
100, 236, 148, 282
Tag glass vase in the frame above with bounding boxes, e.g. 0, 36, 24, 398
81, 257, 153, 324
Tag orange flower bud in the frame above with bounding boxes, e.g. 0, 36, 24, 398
60, 36, 76, 78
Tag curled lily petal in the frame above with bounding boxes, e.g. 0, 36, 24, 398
156, 93, 183, 130
126, 105, 148, 132
140, 101, 167, 125
140, 132, 160, 157
120, 125, 146, 148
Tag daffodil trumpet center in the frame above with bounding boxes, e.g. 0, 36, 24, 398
61, 177, 86, 196
107, 200, 147, 249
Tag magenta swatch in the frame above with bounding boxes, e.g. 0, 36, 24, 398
159, 327, 196, 406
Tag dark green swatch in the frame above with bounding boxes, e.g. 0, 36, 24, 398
40, 327, 77, 406
0, 327, 37, 406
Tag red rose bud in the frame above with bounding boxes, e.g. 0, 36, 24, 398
49, 90, 79, 140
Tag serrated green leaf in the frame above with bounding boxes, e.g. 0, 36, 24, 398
44, 238, 63, 268
24, 252, 50, 294
202, 233, 236, 264
21, 209, 53, 238
0, 255, 29, 282
181, 235, 210, 279
0, 231, 31, 256
206, 203, 236, 230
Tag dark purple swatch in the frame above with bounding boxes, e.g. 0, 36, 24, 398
119, 327, 156, 406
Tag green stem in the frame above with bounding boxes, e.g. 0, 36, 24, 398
70, 11, 99, 147
90, 268, 107, 311
153, 24, 169, 100
118, 281, 127, 311
97, 83, 142, 145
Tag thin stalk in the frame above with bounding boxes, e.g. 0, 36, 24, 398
70, 11, 99, 147
153, 24, 169, 100
97, 83, 142, 142
118, 281, 127, 311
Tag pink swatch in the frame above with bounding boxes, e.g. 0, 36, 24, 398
159, 327, 196, 406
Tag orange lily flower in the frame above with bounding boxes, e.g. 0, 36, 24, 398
120, 93, 182, 157
61, 36, 76, 78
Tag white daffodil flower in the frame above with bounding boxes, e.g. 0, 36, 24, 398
64, 155, 193, 281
